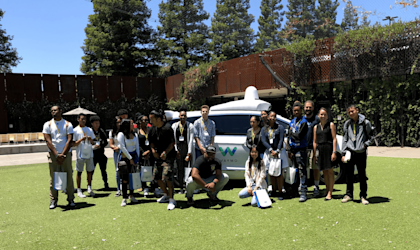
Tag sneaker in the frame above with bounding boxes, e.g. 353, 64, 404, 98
207, 192, 220, 201
178, 189, 184, 194
157, 195, 170, 203
77, 189, 86, 198
167, 198, 176, 210
282, 187, 286, 193
114, 190, 121, 197
143, 188, 149, 197
130, 195, 139, 203
299, 192, 307, 202
154, 188, 162, 197
313, 186, 320, 197
121, 199, 127, 207
187, 197, 194, 206
49, 200, 57, 209
278, 196, 284, 201
193, 189, 200, 194
341, 195, 352, 203
361, 197, 369, 205
68, 200, 76, 207
87, 186, 95, 197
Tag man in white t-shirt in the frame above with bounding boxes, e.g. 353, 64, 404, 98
42, 105, 75, 209
73, 113, 95, 198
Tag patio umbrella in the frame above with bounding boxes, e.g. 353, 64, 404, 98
63, 106, 97, 116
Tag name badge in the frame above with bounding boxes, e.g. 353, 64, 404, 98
179, 136, 184, 142
296, 152, 301, 157
270, 138, 274, 144
145, 140, 149, 146
204, 131, 209, 137
351, 137, 356, 142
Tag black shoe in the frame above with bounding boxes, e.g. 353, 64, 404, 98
49, 200, 57, 209
104, 183, 110, 190
68, 200, 76, 207
324, 197, 332, 201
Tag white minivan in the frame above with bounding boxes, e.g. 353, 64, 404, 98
165, 86, 344, 182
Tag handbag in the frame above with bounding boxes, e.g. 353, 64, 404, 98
283, 165, 298, 185
129, 166, 142, 190
254, 189, 272, 208
53, 165, 67, 191
141, 160, 153, 182
268, 157, 282, 177
80, 138, 91, 159
184, 167, 192, 183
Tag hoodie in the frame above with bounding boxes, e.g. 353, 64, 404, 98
341, 114, 373, 153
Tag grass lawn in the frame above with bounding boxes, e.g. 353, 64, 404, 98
0, 156, 419, 249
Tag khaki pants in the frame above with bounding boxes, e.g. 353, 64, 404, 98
48, 152, 74, 202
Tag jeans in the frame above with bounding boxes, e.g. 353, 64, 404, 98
291, 148, 308, 193
238, 184, 258, 207
186, 173, 229, 198
345, 151, 368, 199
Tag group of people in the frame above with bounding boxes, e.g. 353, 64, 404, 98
43, 100, 373, 211
239, 100, 373, 206
44, 105, 229, 210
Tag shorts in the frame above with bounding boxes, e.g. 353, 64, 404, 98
153, 159, 174, 181
307, 149, 319, 170
75, 158, 95, 172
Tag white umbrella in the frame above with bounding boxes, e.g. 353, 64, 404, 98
63, 106, 97, 116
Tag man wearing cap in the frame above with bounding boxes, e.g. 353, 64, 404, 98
185, 145, 230, 206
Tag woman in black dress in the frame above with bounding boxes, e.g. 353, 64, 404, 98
245, 116, 265, 158
313, 108, 337, 201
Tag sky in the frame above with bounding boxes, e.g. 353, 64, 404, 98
1, 0, 419, 75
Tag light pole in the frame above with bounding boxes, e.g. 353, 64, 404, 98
383, 16, 398, 25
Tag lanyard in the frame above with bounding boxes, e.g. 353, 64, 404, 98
94, 130, 100, 141
268, 127, 274, 139
200, 118, 209, 132
294, 118, 302, 131
141, 128, 148, 140
251, 162, 256, 177
52, 119, 63, 134
353, 122, 356, 136
179, 122, 185, 135
78, 126, 87, 136
251, 129, 258, 143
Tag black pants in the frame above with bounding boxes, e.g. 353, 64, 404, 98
119, 158, 134, 199
176, 142, 188, 188
344, 151, 368, 199
93, 152, 108, 185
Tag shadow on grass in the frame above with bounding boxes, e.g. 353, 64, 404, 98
353, 196, 390, 204
127, 199, 158, 206
60, 202, 96, 212
176, 199, 235, 210
242, 199, 275, 208
92, 193, 110, 198
96, 187, 118, 192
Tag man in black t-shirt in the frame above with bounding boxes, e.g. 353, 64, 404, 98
90, 116, 109, 190
149, 110, 177, 210
185, 145, 229, 206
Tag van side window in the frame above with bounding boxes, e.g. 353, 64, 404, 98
210, 115, 250, 135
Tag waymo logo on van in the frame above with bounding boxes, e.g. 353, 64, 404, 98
219, 147, 237, 156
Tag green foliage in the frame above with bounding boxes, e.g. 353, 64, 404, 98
284, 0, 316, 41
340, 0, 359, 32
313, 0, 340, 40
167, 61, 217, 111
157, 0, 210, 74
81, 0, 157, 76
0, 9, 21, 73
209, 0, 255, 61
281, 36, 316, 57
5, 95, 165, 132
254, 0, 284, 53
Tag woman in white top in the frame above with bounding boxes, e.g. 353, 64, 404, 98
238, 146, 267, 207
117, 119, 140, 207
109, 116, 121, 197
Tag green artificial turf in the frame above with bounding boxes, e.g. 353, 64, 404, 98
1, 156, 419, 249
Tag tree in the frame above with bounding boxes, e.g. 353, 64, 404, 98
314, 0, 340, 40
209, 0, 255, 61
81, 0, 156, 76
255, 0, 285, 53
157, 0, 210, 74
340, 0, 358, 32
0, 9, 21, 73
284, 0, 316, 41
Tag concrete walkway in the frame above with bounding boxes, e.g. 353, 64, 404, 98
0, 146, 419, 167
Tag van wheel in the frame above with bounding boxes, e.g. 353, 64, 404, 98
320, 163, 344, 184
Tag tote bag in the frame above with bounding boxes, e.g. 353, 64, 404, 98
268, 157, 282, 177
53, 166, 67, 191
283, 166, 298, 185
129, 171, 142, 190
80, 138, 91, 159
254, 189, 272, 208
141, 160, 153, 182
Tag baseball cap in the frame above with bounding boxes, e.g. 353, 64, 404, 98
206, 145, 216, 154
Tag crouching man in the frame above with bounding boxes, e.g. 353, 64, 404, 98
186, 145, 229, 206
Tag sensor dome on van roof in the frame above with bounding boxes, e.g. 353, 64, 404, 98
210, 86, 272, 112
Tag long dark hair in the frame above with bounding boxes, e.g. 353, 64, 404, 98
250, 115, 262, 128
119, 119, 133, 139
264, 110, 278, 132
248, 145, 262, 171
112, 116, 120, 137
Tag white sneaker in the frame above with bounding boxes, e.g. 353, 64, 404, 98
154, 188, 162, 197
77, 189, 86, 198
130, 195, 139, 203
143, 188, 149, 197
193, 189, 200, 194
157, 195, 170, 203
167, 198, 176, 210
121, 199, 127, 207
87, 186, 95, 197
